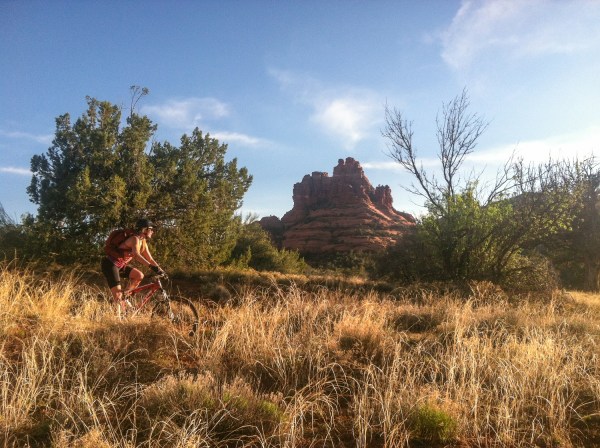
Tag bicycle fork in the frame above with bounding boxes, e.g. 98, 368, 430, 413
154, 291, 175, 320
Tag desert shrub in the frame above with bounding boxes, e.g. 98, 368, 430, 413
229, 222, 309, 274
306, 250, 375, 277
370, 229, 439, 283
274, 248, 310, 274
0, 224, 25, 261
0, 205, 36, 262
408, 402, 458, 444
499, 252, 560, 292
373, 229, 560, 294
208, 284, 232, 303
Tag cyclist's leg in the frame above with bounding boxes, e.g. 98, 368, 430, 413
101, 258, 126, 313
124, 267, 144, 293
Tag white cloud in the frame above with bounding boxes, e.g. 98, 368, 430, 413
363, 127, 600, 180
142, 97, 230, 130
311, 96, 380, 149
361, 161, 402, 171
0, 129, 53, 145
142, 97, 268, 148
468, 126, 600, 166
269, 69, 382, 150
0, 166, 31, 175
211, 131, 266, 147
442, 0, 600, 70
363, 157, 441, 171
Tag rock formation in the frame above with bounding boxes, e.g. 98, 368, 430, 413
260, 157, 415, 255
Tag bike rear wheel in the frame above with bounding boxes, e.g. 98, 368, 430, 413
153, 295, 199, 336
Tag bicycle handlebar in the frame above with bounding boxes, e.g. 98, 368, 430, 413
150, 272, 168, 281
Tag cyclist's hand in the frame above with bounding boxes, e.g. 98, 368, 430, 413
150, 265, 165, 275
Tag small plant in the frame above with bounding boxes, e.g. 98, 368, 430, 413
208, 284, 232, 303
221, 377, 285, 432
137, 374, 285, 444
408, 402, 458, 444
389, 309, 442, 333
67, 428, 113, 448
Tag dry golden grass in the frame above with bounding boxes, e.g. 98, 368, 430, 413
1, 267, 600, 447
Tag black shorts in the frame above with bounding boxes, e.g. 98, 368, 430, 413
101, 257, 133, 289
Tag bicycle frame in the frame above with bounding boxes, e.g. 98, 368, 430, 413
119, 274, 199, 336
123, 275, 167, 316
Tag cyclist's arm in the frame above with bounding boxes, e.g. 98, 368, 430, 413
140, 242, 160, 269
127, 236, 155, 267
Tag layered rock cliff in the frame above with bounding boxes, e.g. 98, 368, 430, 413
260, 157, 415, 255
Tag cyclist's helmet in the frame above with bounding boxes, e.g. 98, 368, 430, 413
135, 218, 154, 230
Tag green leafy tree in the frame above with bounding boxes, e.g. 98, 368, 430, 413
148, 129, 252, 268
418, 186, 510, 280
539, 159, 600, 290
567, 167, 600, 290
381, 90, 576, 287
27, 97, 144, 261
25, 89, 252, 266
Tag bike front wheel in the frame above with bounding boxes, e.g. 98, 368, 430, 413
153, 295, 199, 336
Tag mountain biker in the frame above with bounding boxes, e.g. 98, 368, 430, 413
101, 218, 164, 314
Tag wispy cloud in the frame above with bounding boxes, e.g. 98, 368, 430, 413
212, 131, 268, 147
468, 126, 600, 165
142, 98, 268, 148
0, 166, 31, 176
441, 0, 600, 70
142, 97, 230, 131
0, 129, 53, 145
362, 161, 401, 171
364, 127, 600, 173
269, 69, 382, 150
363, 157, 440, 171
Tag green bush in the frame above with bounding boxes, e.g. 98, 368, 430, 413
408, 403, 458, 444
369, 229, 439, 283
372, 224, 560, 293
305, 250, 375, 277
229, 222, 308, 274
499, 252, 559, 292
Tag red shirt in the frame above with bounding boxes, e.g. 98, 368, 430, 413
109, 235, 147, 269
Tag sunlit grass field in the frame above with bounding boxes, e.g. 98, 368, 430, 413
2, 266, 600, 447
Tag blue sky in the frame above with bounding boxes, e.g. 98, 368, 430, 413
2, 0, 600, 222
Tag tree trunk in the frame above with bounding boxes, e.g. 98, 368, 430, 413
583, 256, 600, 291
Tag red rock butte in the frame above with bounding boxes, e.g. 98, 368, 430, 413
259, 157, 415, 255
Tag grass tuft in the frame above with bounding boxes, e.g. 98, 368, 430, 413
408, 402, 458, 444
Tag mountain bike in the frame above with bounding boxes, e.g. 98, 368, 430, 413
122, 273, 199, 336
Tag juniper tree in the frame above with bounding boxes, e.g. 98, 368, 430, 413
27, 90, 252, 266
